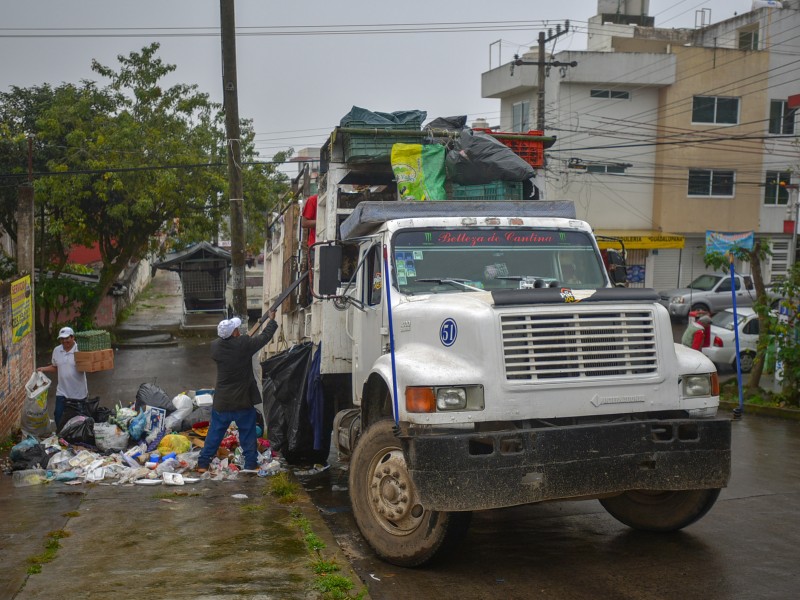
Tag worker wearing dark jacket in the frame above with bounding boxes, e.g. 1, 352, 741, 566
197, 310, 278, 472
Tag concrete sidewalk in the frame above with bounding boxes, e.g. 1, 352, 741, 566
2, 270, 367, 599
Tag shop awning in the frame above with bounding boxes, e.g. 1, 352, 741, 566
594, 230, 684, 250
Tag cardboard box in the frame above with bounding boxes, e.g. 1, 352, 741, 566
74, 349, 114, 373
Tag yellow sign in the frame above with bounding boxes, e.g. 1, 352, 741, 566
11, 274, 33, 342
595, 230, 684, 250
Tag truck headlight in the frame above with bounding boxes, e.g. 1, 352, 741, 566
682, 373, 718, 397
406, 385, 484, 413
671, 296, 685, 304
436, 388, 467, 410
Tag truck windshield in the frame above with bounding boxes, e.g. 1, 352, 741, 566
392, 227, 606, 294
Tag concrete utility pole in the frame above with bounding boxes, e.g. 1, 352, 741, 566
220, 0, 246, 320
513, 22, 576, 131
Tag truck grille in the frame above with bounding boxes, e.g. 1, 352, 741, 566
501, 310, 657, 380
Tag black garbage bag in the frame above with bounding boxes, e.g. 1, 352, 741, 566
262, 342, 323, 464
10, 440, 50, 471
180, 406, 212, 432
446, 129, 536, 185
93, 406, 112, 424
135, 383, 175, 413
58, 397, 100, 432
426, 115, 468, 131
59, 415, 96, 446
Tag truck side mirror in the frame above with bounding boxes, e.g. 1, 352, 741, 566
318, 244, 343, 296
606, 249, 627, 287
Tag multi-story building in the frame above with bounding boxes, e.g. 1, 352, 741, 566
481, 0, 799, 288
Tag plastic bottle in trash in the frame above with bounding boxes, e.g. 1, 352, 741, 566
146, 453, 160, 469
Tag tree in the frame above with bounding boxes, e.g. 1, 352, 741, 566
0, 43, 289, 332
704, 240, 771, 390
771, 263, 800, 406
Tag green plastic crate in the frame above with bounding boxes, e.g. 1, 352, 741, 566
341, 121, 422, 163
75, 329, 111, 351
449, 181, 524, 200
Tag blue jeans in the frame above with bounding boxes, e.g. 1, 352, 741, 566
198, 407, 259, 470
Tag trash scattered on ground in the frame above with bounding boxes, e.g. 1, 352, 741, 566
6, 385, 291, 487
293, 464, 330, 476
231, 493, 249, 499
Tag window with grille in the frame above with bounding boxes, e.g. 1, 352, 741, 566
692, 96, 739, 124
688, 169, 735, 197
738, 26, 759, 50
764, 171, 791, 205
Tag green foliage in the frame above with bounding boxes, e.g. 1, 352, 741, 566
0, 250, 16, 280
769, 263, 800, 405
1, 43, 289, 325
36, 273, 97, 335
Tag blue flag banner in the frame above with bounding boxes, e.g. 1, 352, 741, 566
705, 230, 755, 254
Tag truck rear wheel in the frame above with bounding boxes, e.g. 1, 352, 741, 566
349, 419, 471, 567
600, 488, 721, 532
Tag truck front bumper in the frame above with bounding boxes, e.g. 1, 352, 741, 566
400, 418, 731, 512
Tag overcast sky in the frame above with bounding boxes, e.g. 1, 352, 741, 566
1, 0, 748, 165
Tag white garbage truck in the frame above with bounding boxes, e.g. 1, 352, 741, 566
262, 134, 731, 568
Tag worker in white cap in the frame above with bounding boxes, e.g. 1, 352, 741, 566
197, 309, 278, 473
37, 326, 88, 428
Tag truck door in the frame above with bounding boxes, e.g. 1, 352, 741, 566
352, 242, 385, 404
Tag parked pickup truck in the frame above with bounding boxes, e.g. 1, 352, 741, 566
659, 273, 754, 319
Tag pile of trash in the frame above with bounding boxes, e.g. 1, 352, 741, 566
8, 382, 284, 487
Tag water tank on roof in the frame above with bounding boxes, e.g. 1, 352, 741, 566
471, 118, 490, 130
597, 0, 650, 15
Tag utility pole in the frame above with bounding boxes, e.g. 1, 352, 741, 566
220, 0, 246, 321
513, 21, 576, 132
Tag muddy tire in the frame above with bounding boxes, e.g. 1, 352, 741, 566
600, 488, 721, 532
349, 419, 471, 567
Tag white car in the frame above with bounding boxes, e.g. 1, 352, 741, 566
701, 307, 760, 373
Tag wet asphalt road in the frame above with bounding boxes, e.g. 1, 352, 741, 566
75, 334, 800, 600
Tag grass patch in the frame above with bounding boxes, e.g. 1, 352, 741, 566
241, 503, 266, 512
268, 472, 299, 503
290, 508, 366, 599
26, 530, 71, 574
0, 434, 16, 454
61, 511, 80, 518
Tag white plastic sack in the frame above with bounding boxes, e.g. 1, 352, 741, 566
164, 394, 194, 431
94, 422, 130, 452
21, 371, 54, 438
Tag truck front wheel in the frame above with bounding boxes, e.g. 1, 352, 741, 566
349, 419, 471, 567
600, 488, 721, 532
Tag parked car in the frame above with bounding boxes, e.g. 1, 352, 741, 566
701, 307, 760, 373
659, 273, 754, 320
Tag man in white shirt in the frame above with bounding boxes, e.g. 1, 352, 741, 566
37, 326, 88, 428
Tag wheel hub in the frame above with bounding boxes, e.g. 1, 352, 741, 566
368, 448, 424, 534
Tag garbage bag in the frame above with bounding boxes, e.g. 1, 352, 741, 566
10, 437, 50, 471
391, 143, 446, 202
58, 397, 100, 432
128, 411, 147, 441
94, 422, 130, 452
425, 115, 468, 131
157, 434, 192, 456
135, 383, 176, 413
59, 415, 96, 446
164, 394, 194, 432
446, 129, 536, 185
262, 342, 323, 463
94, 406, 112, 424
21, 372, 54, 438
181, 406, 211, 432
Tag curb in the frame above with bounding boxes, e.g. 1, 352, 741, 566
719, 400, 800, 421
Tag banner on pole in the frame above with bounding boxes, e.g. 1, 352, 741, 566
705, 230, 754, 254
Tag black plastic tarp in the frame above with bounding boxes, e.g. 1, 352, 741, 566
261, 342, 326, 463
340, 106, 427, 128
